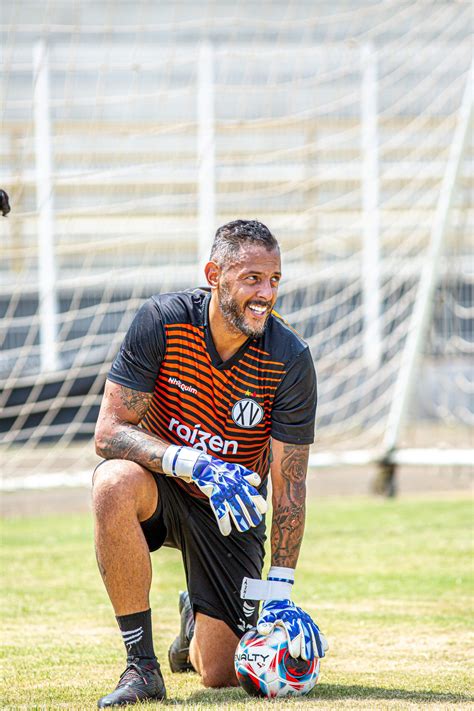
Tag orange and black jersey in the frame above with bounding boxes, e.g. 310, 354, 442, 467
108, 288, 317, 498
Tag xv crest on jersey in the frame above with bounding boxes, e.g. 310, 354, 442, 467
232, 398, 264, 428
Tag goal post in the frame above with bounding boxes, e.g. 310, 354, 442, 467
33, 40, 59, 374
382, 58, 473, 458
307, 56, 474, 475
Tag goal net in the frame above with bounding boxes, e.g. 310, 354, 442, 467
1, 1, 472, 487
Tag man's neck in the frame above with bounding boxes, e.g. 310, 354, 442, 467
208, 293, 247, 363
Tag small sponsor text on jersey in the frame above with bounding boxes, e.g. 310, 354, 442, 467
168, 376, 198, 395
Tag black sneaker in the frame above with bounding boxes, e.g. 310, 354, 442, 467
168, 591, 195, 673
97, 658, 166, 707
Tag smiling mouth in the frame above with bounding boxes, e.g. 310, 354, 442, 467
247, 303, 269, 317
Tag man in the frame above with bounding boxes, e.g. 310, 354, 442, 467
93, 220, 327, 707
1, 188, 11, 216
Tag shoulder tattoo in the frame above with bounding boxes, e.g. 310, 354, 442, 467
119, 386, 152, 420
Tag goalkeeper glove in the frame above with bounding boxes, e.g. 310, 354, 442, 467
241, 566, 328, 660
162, 445, 267, 536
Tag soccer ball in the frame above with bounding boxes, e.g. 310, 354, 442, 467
234, 626, 320, 698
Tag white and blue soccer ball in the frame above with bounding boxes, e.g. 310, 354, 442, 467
234, 626, 320, 698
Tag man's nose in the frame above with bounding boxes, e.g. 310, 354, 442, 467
256, 280, 274, 301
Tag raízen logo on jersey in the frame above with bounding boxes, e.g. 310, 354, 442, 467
168, 417, 238, 455
232, 399, 264, 428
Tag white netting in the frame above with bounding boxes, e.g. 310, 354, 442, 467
1, 0, 472, 483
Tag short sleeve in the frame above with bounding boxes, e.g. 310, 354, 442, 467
108, 298, 165, 392
270, 347, 317, 445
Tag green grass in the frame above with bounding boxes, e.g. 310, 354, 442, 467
1, 495, 473, 709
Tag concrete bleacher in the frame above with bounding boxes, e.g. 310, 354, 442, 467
1, 2, 472, 278
2, 114, 472, 275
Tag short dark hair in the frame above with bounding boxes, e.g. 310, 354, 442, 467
210, 219, 279, 265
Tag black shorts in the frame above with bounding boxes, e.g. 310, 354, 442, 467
142, 473, 267, 638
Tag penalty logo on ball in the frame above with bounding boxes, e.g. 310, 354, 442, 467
234, 627, 320, 698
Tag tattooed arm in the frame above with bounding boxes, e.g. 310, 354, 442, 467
252, 439, 328, 659
94, 379, 169, 473
269, 438, 308, 569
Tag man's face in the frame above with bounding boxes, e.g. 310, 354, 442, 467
217, 245, 282, 338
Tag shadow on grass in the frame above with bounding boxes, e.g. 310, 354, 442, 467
173, 683, 474, 705
314, 684, 474, 704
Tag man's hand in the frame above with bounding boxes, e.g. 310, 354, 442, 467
162, 445, 267, 536
257, 598, 328, 661
193, 455, 268, 536
241, 566, 328, 661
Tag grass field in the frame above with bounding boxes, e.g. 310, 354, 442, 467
1, 495, 473, 710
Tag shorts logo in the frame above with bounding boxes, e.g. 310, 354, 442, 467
232, 399, 264, 428
242, 601, 255, 618
236, 619, 256, 634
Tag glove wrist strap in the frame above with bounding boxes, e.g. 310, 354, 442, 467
241, 566, 295, 601
162, 445, 201, 481
268, 566, 295, 584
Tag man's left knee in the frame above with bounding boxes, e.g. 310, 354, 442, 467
200, 664, 238, 689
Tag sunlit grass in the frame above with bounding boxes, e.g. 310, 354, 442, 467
1, 496, 473, 709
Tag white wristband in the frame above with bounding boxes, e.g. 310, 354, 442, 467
268, 566, 295, 584
241, 566, 295, 601
162, 445, 202, 481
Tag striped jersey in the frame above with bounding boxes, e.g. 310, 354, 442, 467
108, 288, 317, 498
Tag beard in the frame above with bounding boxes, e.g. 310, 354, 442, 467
218, 281, 270, 339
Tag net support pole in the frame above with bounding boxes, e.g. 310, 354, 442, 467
382, 59, 473, 457
33, 40, 59, 373
197, 42, 216, 280
361, 43, 382, 370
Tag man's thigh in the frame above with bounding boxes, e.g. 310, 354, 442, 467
145, 474, 266, 636
190, 612, 239, 688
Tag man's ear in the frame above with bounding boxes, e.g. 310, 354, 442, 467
204, 260, 221, 288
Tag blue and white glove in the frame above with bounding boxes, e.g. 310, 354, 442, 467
162, 445, 267, 536
241, 566, 328, 661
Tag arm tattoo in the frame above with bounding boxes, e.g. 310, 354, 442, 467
271, 443, 308, 568
119, 386, 152, 420
96, 386, 166, 472
98, 424, 166, 472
